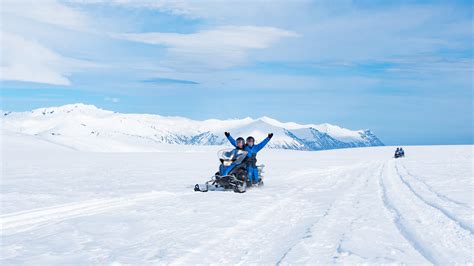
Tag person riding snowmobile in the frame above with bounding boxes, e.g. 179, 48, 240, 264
233, 137, 246, 152
223, 137, 247, 162
220, 137, 248, 180
194, 138, 249, 193
225, 132, 273, 184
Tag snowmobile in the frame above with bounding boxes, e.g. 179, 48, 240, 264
194, 149, 264, 193
394, 150, 405, 158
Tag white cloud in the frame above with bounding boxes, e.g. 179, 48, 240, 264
1, 0, 94, 85
1, 32, 72, 85
71, 0, 307, 21
116, 26, 299, 70
104, 97, 120, 103
255, 5, 473, 65
77, 1, 473, 75
66, 0, 209, 18
2, 0, 89, 31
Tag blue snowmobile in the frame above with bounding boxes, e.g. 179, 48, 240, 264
194, 149, 250, 193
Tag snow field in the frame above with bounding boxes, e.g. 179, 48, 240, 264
1, 134, 472, 264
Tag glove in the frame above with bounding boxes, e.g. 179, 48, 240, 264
268, 133, 273, 139
225, 132, 230, 137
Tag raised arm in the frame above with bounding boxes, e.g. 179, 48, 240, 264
225, 132, 237, 147
254, 133, 273, 153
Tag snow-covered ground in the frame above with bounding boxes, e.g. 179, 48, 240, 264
1, 131, 473, 265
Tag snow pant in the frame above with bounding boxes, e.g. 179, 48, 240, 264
247, 166, 260, 183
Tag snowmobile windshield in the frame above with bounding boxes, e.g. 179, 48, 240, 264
218, 149, 248, 166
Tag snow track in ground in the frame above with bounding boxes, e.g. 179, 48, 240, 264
1, 191, 178, 235
280, 162, 429, 264
380, 160, 473, 265
275, 163, 376, 265
172, 164, 367, 265
396, 164, 474, 234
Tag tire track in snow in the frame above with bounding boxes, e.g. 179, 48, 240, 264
395, 164, 474, 234
379, 160, 473, 265
1, 191, 177, 235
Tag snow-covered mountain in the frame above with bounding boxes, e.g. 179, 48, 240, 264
1, 103, 383, 151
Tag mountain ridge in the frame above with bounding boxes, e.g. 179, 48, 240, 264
2, 103, 384, 152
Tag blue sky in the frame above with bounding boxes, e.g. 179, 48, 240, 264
1, 0, 472, 145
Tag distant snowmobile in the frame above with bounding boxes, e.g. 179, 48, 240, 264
194, 149, 264, 193
394, 147, 405, 158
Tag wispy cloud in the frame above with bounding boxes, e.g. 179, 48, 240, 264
104, 97, 120, 103
1, 0, 94, 85
72, 0, 308, 21
115, 26, 299, 70
1, 32, 86, 85
3, 0, 90, 31
141, 78, 199, 85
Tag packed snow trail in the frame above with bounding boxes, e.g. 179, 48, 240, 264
1, 138, 473, 264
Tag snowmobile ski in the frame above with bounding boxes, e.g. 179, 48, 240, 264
194, 183, 208, 192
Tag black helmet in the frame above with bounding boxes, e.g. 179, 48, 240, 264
236, 137, 245, 145
246, 136, 255, 143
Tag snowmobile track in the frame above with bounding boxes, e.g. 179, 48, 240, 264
395, 163, 474, 234
171, 165, 367, 265
274, 165, 368, 265
399, 164, 471, 209
379, 160, 473, 265
1, 191, 178, 235
378, 162, 436, 264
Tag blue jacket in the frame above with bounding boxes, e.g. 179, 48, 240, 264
226, 134, 271, 159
